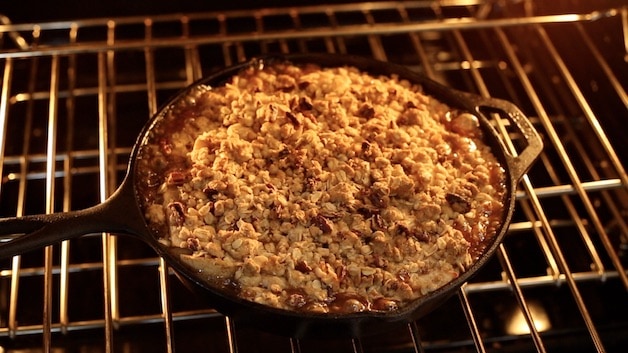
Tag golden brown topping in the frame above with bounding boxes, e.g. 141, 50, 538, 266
137, 61, 506, 314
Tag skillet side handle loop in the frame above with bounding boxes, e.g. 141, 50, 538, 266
0, 178, 146, 259
470, 95, 544, 183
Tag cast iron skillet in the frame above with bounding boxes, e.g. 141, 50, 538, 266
0, 53, 543, 338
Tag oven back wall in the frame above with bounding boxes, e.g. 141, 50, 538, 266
3, 0, 372, 22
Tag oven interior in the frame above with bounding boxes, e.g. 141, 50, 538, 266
0, 0, 627, 352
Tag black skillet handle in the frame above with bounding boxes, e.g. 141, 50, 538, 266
0, 178, 146, 259
464, 93, 544, 183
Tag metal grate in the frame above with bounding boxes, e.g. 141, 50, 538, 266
1, 0, 627, 352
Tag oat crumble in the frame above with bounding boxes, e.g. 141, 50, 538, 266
136, 61, 506, 314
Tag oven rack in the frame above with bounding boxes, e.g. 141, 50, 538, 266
1, 1, 627, 352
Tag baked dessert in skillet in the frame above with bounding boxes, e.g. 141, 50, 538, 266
137, 60, 506, 314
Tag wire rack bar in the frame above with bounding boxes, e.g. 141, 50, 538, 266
0, 8, 623, 59
495, 24, 608, 351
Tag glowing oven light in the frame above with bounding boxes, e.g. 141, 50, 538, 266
506, 301, 552, 335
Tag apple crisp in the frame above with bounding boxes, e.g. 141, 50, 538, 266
136, 60, 506, 314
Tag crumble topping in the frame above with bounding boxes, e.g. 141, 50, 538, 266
136, 61, 506, 314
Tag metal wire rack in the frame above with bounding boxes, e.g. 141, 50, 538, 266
0, 0, 627, 352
